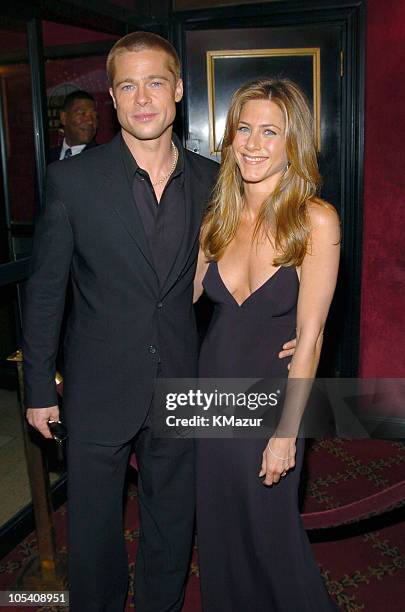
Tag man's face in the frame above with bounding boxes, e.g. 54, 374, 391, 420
60, 98, 98, 146
109, 49, 183, 142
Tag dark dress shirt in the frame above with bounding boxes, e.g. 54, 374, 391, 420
121, 134, 185, 287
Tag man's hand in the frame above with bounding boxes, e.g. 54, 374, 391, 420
26, 406, 59, 439
278, 338, 297, 368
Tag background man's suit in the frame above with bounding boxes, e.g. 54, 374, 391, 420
22, 133, 218, 611
48, 138, 98, 163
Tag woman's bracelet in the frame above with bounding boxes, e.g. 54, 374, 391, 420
267, 444, 292, 461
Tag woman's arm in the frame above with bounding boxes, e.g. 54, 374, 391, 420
193, 247, 209, 303
289, 201, 340, 376
260, 201, 340, 485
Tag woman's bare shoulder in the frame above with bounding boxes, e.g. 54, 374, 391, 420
306, 198, 340, 229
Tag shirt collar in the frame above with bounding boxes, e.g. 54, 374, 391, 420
60, 139, 87, 159
120, 132, 185, 186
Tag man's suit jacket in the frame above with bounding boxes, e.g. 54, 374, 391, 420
23, 133, 218, 444
48, 139, 98, 163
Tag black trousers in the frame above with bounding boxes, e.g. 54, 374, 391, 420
67, 415, 195, 612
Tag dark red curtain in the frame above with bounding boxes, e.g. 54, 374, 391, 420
360, 0, 405, 376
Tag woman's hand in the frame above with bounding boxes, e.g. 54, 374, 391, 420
259, 436, 296, 486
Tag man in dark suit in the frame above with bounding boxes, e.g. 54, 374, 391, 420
23, 32, 218, 612
48, 90, 98, 162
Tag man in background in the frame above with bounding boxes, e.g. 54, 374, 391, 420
49, 90, 98, 162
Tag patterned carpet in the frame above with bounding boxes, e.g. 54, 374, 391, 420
0, 439, 404, 611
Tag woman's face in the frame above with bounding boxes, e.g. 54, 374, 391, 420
232, 99, 288, 191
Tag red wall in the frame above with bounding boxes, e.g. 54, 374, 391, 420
360, 0, 405, 376
0, 31, 27, 53
42, 21, 118, 46
3, 69, 37, 223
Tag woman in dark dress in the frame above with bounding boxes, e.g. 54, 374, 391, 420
193, 79, 340, 611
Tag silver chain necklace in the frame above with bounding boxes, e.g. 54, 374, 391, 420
151, 141, 178, 187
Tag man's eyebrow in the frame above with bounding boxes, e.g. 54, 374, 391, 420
147, 75, 171, 81
238, 120, 282, 130
115, 75, 171, 86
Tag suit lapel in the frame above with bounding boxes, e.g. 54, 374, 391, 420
100, 135, 157, 279
160, 154, 208, 298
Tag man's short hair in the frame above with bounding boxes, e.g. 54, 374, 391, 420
62, 90, 95, 111
107, 31, 181, 85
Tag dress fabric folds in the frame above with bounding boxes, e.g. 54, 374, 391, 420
195, 262, 337, 612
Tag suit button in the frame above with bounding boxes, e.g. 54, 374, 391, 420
156, 301, 163, 309
149, 345, 157, 354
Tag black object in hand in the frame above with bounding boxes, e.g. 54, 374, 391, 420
47, 419, 68, 443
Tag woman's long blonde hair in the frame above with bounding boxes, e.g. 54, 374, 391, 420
201, 78, 321, 267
